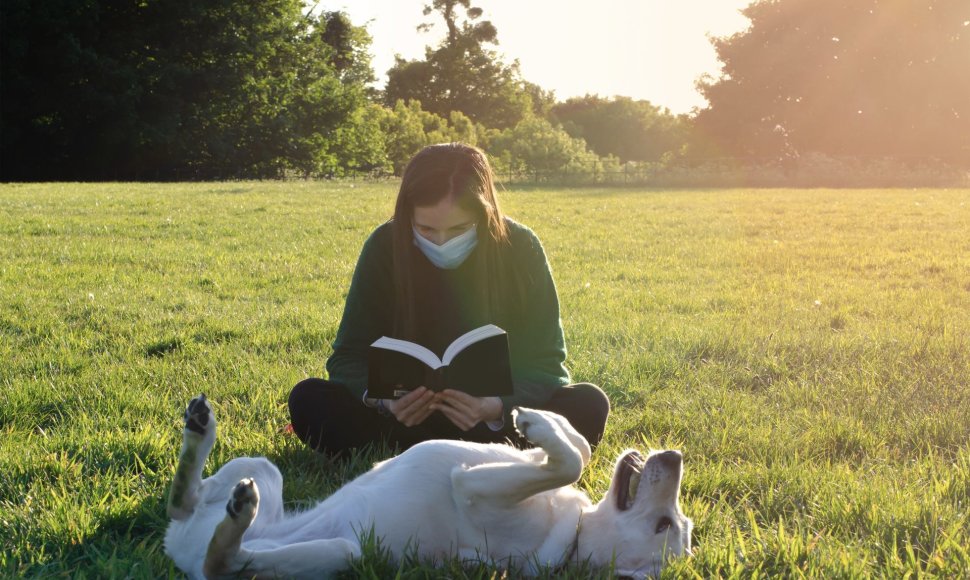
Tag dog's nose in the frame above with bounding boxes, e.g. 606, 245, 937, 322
654, 450, 682, 469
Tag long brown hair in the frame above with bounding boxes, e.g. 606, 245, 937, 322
392, 143, 520, 340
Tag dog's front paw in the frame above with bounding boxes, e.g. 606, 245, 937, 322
183, 394, 214, 439
226, 478, 259, 526
512, 407, 557, 445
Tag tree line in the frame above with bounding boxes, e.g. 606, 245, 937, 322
2, 0, 967, 181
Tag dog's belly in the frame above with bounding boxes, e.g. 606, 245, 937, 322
453, 488, 587, 567
302, 440, 587, 566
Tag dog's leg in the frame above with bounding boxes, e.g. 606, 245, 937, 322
203, 478, 259, 579
168, 395, 216, 520
452, 407, 585, 507
203, 478, 359, 579
542, 410, 592, 466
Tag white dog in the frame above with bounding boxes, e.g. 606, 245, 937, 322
164, 395, 692, 578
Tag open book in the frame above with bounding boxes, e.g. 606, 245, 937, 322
367, 324, 513, 399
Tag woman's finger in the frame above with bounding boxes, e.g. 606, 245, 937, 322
434, 396, 476, 422
438, 390, 478, 415
408, 394, 438, 424
411, 403, 437, 426
436, 403, 474, 431
393, 388, 435, 424
395, 387, 427, 408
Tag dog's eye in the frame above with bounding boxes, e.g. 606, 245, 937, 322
655, 516, 673, 534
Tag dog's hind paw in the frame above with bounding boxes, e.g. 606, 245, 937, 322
183, 394, 213, 439
226, 478, 259, 525
203, 478, 260, 578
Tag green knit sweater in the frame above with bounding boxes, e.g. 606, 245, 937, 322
326, 218, 570, 424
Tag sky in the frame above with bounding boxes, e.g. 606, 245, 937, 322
326, 0, 753, 114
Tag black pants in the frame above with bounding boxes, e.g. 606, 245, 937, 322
288, 378, 610, 458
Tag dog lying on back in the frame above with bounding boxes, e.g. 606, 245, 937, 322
164, 395, 692, 578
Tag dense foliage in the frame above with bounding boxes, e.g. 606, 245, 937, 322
377, 99, 481, 174
552, 96, 689, 163
695, 0, 970, 163
2, 0, 966, 181
0, 1, 376, 180
383, 0, 533, 130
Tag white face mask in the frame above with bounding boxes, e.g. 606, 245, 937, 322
412, 224, 478, 269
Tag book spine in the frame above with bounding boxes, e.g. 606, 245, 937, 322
426, 366, 447, 392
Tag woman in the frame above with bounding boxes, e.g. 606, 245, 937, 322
288, 143, 609, 457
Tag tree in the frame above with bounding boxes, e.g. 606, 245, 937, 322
551, 96, 689, 163
0, 1, 378, 179
488, 115, 614, 175
384, 0, 532, 129
2, 0, 154, 179
316, 10, 377, 90
695, 0, 970, 164
416, 0, 498, 45
378, 99, 480, 174
282, 10, 383, 178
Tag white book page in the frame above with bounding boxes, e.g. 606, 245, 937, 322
441, 324, 505, 365
371, 337, 443, 369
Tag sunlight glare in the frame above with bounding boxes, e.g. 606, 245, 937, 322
334, 0, 752, 114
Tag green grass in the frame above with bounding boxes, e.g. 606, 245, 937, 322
1, 182, 968, 578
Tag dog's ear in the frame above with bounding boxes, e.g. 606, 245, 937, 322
614, 450, 644, 511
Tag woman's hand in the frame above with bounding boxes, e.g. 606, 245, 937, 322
432, 390, 503, 431
385, 387, 436, 426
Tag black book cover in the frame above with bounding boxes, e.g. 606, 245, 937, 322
367, 329, 513, 399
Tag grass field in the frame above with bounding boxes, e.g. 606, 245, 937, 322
1, 182, 969, 578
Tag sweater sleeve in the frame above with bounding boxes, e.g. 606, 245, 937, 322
325, 226, 394, 401
500, 226, 571, 419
